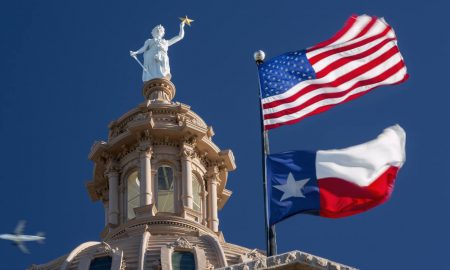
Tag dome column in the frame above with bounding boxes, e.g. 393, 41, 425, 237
181, 146, 194, 209
206, 166, 220, 232
200, 189, 208, 226
103, 202, 109, 226
106, 163, 119, 226
139, 141, 153, 206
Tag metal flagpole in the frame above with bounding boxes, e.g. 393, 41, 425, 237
254, 50, 277, 257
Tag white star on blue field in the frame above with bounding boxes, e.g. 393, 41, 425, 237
259, 50, 316, 98
273, 173, 310, 201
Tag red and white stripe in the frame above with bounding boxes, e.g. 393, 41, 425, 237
316, 125, 406, 218
262, 15, 409, 130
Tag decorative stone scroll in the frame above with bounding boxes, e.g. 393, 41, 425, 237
101, 242, 126, 270
180, 148, 195, 160
166, 237, 195, 249
206, 260, 215, 270
182, 134, 198, 148
242, 249, 265, 262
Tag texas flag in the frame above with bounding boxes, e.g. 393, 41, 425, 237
267, 125, 406, 225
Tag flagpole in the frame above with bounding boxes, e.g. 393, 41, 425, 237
254, 50, 277, 257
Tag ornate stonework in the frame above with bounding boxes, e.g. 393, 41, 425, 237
142, 79, 176, 103
167, 237, 195, 249
30, 79, 355, 270
220, 251, 357, 270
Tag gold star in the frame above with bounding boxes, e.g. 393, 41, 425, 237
179, 15, 194, 26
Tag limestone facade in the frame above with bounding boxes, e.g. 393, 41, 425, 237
29, 79, 355, 270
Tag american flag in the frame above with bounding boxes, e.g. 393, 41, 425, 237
258, 15, 408, 130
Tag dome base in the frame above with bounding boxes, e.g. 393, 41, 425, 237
142, 78, 176, 104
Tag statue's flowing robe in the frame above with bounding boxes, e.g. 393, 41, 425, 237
142, 38, 171, 81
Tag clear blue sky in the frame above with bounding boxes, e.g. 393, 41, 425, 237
1, 1, 448, 269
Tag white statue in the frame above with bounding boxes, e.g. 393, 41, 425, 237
130, 20, 189, 82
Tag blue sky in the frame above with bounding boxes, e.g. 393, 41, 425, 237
1, 0, 448, 269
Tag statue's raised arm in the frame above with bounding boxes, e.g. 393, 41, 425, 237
130, 17, 193, 82
168, 22, 185, 46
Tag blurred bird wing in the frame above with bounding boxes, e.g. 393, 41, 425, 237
14, 220, 26, 235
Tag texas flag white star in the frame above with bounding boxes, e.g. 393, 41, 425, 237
273, 173, 310, 201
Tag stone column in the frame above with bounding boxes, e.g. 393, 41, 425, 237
139, 143, 153, 206
103, 202, 109, 226
207, 167, 220, 232
200, 189, 208, 226
181, 148, 194, 209
107, 169, 119, 225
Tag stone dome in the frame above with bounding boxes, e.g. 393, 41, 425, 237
30, 79, 355, 270
29, 79, 263, 270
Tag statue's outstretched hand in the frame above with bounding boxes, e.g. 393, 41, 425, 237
130, 51, 137, 57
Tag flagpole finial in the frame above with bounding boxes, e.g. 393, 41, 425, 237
254, 50, 265, 62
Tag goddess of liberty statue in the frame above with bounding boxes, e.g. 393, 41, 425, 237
130, 18, 192, 82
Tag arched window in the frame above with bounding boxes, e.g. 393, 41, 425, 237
127, 171, 140, 219
172, 251, 195, 270
192, 174, 202, 212
89, 256, 112, 270
157, 165, 174, 213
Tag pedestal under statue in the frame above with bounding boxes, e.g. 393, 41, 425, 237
130, 19, 189, 82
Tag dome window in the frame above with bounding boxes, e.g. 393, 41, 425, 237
172, 251, 195, 270
192, 174, 202, 212
127, 171, 140, 219
157, 165, 175, 213
89, 256, 112, 270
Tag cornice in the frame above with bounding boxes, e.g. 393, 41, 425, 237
104, 215, 219, 242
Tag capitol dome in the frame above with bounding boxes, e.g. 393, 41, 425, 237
29, 79, 264, 270
30, 79, 355, 270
